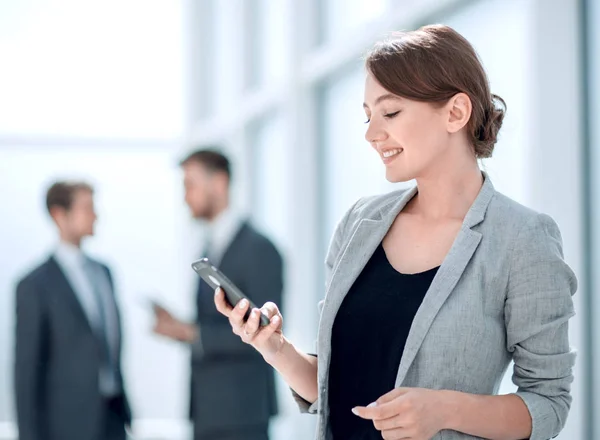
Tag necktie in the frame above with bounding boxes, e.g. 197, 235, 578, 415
201, 235, 212, 261
196, 237, 213, 318
81, 258, 119, 390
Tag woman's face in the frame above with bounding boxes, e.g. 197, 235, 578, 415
363, 73, 456, 183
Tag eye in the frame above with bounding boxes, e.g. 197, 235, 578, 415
383, 111, 400, 119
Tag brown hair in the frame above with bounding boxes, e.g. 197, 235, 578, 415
180, 148, 231, 180
46, 181, 94, 213
365, 24, 506, 158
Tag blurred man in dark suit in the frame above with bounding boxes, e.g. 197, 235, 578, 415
153, 149, 283, 440
14, 181, 132, 440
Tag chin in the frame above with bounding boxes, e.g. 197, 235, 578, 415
385, 168, 415, 184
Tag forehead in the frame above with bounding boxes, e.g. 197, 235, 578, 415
363, 74, 402, 106
72, 189, 94, 205
364, 73, 385, 91
183, 161, 210, 181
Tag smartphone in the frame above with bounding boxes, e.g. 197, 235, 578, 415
191, 258, 270, 326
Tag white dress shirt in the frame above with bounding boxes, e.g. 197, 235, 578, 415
53, 241, 120, 396
202, 208, 244, 265
192, 208, 245, 359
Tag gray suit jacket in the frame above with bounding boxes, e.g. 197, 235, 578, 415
295, 176, 576, 440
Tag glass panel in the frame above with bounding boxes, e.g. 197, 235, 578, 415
189, 0, 216, 121
249, 114, 289, 252
318, 63, 398, 254
318, 0, 386, 45
0, 0, 184, 138
244, 0, 289, 90
587, 0, 600, 435
0, 147, 189, 423
213, 0, 238, 118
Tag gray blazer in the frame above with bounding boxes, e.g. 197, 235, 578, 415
295, 175, 576, 440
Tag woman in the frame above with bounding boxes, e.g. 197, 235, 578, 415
214, 25, 576, 440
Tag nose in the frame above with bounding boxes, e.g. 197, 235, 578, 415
364, 119, 388, 149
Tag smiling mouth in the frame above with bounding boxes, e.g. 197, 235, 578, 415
381, 148, 403, 162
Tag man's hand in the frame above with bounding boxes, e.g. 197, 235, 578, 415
152, 304, 197, 342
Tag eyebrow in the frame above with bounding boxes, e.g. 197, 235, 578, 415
363, 93, 401, 109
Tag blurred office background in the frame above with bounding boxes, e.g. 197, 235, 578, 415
0, 0, 599, 438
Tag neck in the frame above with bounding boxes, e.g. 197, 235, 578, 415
59, 232, 81, 248
207, 198, 230, 223
412, 156, 483, 220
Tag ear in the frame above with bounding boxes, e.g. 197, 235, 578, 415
49, 206, 66, 226
213, 172, 230, 195
446, 92, 472, 134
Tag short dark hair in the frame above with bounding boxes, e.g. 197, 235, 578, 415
179, 148, 231, 180
46, 181, 94, 214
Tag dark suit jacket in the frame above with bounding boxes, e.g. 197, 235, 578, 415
191, 221, 283, 433
14, 256, 132, 440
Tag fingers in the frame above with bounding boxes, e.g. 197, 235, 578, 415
241, 308, 261, 340
373, 413, 408, 431
352, 399, 400, 421
229, 298, 250, 332
242, 307, 282, 341
376, 387, 410, 404
352, 387, 410, 420
252, 314, 282, 345
260, 302, 280, 319
214, 288, 233, 316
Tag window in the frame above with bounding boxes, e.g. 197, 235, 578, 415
248, 114, 289, 252
0, 0, 183, 138
317, 0, 387, 45
585, 0, 600, 436
318, 63, 398, 254
243, 0, 289, 90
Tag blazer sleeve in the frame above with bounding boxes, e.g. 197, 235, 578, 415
291, 198, 363, 414
505, 213, 577, 440
14, 277, 48, 440
199, 238, 284, 358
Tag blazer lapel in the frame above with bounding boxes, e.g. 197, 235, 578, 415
394, 176, 496, 386
46, 256, 95, 334
318, 187, 418, 382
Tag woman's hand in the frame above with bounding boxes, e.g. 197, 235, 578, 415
214, 287, 285, 362
352, 387, 451, 440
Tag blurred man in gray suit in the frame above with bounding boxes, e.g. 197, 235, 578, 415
14, 181, 132, 440
153, 149, 283, 440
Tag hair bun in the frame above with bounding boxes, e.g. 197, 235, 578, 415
475, 94, 506, 158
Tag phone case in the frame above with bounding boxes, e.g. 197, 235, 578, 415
191, 258, 270, 326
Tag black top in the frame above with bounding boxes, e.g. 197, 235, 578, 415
328, 243, 439, 439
